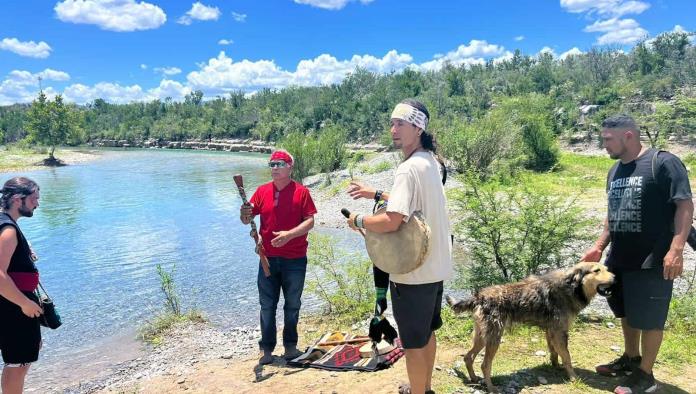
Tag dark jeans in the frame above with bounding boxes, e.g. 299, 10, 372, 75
257, 256, 307, 352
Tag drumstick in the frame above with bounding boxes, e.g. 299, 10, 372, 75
341, 208, 365, 237
318, 336, 371, 346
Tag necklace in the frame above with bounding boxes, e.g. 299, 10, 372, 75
403, 147, 424, 162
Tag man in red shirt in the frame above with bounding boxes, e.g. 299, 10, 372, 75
240, 149, 317, 365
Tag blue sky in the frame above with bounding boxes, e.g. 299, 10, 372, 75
1, 0, 694, 105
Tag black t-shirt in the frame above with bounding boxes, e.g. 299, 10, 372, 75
605, 149, 692, 270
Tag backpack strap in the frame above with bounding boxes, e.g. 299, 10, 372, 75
651, 149, 663, 180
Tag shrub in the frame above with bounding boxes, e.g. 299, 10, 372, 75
435, 111, 523, 178
140, 264, 206, 344
451, 175, 593, 289
496, 94, 560, 171
306, 233, 374, 322
156, 263, 180, 316
279, 131, 318, 182
315, 123, 348, 183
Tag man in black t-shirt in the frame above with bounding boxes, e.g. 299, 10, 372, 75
582, 115, 694, 394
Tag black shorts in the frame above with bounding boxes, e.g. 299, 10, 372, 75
0, 292, 41, 364
607, 267, 673, 330
390, 281, 443, 349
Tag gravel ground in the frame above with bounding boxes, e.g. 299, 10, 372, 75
64, 324, 260, 393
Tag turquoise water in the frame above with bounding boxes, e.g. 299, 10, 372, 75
3, 149, 279, 387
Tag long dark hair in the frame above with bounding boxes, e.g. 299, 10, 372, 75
1, 177, 40, 210
400, 99, 447, 185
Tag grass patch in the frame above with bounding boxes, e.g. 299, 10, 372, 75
434, 301, 696, 393
515, 152, 614, 204
323, 178, 352, 197
139, 310, 206, 346
0, 145, 48, 171
358, 160, 393, 175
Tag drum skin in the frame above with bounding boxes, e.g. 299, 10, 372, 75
364, 207, 430, 274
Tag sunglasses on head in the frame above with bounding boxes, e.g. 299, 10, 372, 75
269, 161, 288, 168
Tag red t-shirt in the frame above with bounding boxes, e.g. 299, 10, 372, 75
250, 180, 317, 259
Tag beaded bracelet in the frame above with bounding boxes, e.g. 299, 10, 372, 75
374, 190, 383, 202
354, 214, 365, 229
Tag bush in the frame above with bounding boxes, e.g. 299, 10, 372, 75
279, 131, 318, 182
306, 233, 374, 323
435, 112, 523, 178
451, 175, 593, 289
315, 123, 348, 183
140, 264, 206, 345
496, 94, 560, 171
156, 263, 180, 315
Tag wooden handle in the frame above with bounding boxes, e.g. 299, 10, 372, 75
233, 173, 270, 277
233, 174, 244, 188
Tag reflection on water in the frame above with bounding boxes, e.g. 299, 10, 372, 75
4, 149, 277, 391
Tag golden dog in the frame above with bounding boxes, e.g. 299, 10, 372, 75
446, 262, 615, 393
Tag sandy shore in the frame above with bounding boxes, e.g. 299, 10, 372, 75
0, 148, 104, 174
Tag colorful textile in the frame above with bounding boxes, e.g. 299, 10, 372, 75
287, 332, 404, 372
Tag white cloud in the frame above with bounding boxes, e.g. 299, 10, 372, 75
147, 79, 191, 101
140, 64, 148, 70
293, 51, 413, 85
514, 35, 525, 41
0, 37, 52, 58
584, 18, 648, 45
293, 0, 375, 11
231, 12, 247, 22
63, 82, 146, 104
218, 39, 234, 45
6, 69, 71, 86
560, 0, 650, 17
559, 47, 584, 59
185, 49, 415, 94
154, 67, 182, 76
0, 80, 59, 105
55, 0, 166, 32
0, 38, 519, 104
0, 69, 69, 105
538, 46, 557, 57
178, 2, 220, 25
186, 51, 292, 93
561, 1, 650, 45
418, 40, 507, 71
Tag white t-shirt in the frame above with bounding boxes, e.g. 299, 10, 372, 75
386, 151, 453, 284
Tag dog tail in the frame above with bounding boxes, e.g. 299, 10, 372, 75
446, 295, 476, 313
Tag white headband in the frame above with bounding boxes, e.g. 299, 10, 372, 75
391, 103, 428, 131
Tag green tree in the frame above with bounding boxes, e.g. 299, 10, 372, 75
25, 93, 80, 159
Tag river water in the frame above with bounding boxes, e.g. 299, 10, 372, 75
2, 149, 293, 391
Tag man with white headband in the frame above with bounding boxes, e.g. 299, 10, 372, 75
347, 99, 453, 394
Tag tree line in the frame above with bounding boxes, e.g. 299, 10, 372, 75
1, 31, 695, 174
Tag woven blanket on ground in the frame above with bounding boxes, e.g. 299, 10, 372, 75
287, 332, 404, 372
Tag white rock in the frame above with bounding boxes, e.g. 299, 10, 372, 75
534, 350, 547, 357
606, 322, 616, 328
610, 345, 622, 352
538, 376, 548, 385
